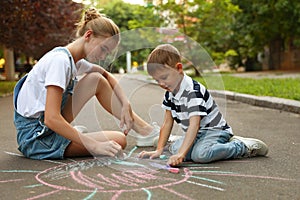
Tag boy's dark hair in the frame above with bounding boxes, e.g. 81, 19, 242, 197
147, 44, 181, 75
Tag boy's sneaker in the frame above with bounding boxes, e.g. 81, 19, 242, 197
230, 135, 268, 157
74, 125, 88, 133
136, 123, 160, 147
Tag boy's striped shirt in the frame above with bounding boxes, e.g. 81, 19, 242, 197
162, 74, 232, 133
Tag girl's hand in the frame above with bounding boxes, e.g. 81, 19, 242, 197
139, 149, 163, 159
167, 154, 185, 166
89, 140, 122, 157
120, 103, 134, 135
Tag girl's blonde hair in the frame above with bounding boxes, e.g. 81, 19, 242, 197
147, 44, 181, 74
76, 8, 120, 40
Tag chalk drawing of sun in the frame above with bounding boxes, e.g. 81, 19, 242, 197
1, 148, 297, 200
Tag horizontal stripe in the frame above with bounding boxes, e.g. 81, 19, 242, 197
205, 112, 222, 128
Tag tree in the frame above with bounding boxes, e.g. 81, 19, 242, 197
0, 0, 83, 59
231, 0, 300, 70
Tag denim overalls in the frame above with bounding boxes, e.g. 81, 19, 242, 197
13, 48, 76, 160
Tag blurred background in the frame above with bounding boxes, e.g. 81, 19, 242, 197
0, 0, 299, 101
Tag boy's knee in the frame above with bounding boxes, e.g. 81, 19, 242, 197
191, 148, 214, 163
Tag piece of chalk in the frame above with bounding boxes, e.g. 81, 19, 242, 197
168, 168, 180, 174
159, 155, 167, 160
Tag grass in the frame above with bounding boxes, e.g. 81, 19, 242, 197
0, 81, 16, 96
194, 74, 300, 101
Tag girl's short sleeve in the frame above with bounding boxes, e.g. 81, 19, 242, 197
44, 53, 70, 91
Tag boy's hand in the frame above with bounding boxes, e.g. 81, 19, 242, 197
138, 149, 163, 159
167, 154, 185, 166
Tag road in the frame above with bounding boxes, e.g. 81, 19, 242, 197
0, 75, 299, 200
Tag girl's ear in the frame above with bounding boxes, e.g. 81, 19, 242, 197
84, 30, 93, 40
176, 63, 183, 72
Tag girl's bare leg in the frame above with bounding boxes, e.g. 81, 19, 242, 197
64, 130, 127, 157
62, 72, 154, 136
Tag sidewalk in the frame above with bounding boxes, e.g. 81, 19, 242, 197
124, 73, 300, 114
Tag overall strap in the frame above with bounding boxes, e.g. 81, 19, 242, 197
53, 47, 77, 90
52, 47, 74, 76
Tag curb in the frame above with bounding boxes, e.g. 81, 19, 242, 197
125, 74, 300, 115
209, 90, 300, 114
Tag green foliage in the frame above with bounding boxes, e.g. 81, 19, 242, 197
225, 49, 238, 57
98, 0, 162, 31
224, 49, 239, 68
231, 0, 300, 60
128, 5, 162, 29
99, 0, 135, 31
211, 52, 225, 66
0, 81, 16, 96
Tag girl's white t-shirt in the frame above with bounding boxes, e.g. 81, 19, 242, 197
16, 47, 93, 118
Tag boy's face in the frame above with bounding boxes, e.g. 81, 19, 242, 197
150, 64, 183, 93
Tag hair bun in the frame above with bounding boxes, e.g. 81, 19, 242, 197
84, 8, 101, 24
75, 7, 119, 38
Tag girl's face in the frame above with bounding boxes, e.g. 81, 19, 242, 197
150, 64, 184, 94
84, 33, 118, 63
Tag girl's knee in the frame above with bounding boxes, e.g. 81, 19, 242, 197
120, 135, 127, 149
86, 71, 102, 79
114, 132, 127, 149
84, 72, 108, 85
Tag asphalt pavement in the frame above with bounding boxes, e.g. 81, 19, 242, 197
0, 74, 299, 200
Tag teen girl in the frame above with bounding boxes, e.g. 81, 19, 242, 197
13, 8, 158, 160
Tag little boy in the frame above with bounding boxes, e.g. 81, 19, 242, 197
139, 44, 268, 166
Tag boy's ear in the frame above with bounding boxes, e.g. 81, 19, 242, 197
176, 63, 183, 72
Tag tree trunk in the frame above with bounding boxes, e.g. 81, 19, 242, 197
4, 48, 15, 81
268, 39, 282, 70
